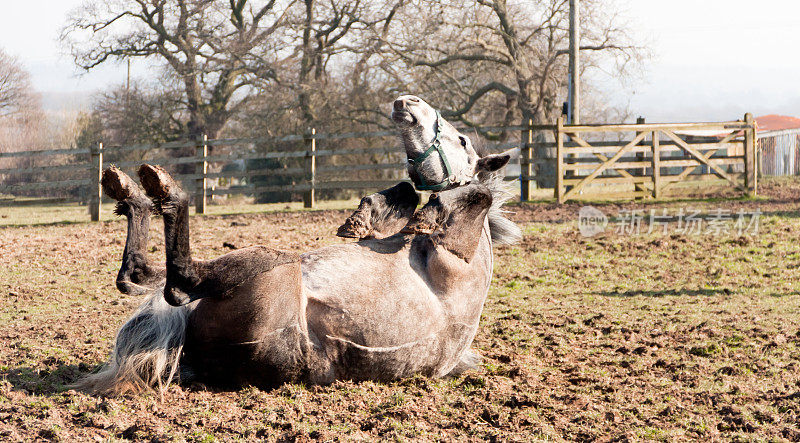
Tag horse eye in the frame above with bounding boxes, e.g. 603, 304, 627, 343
459, 136, 468, 148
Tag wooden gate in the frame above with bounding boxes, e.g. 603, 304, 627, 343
522, 114, 757, 203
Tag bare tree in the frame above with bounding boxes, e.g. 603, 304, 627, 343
62, 0, 297, 140
222, 0, 406, 134
62, 0, 400, 139
77, 82, 186, 149
0, 49, 45, 158
285, 0, 401, 128
374, 0, 643, 137
0, 49, 36, 118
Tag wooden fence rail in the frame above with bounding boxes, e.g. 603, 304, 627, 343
0, 127, 524, 220
522, 114, 757, 203
0, 116, 759, 221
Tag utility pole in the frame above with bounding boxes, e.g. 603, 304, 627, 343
568, 0, 580, 125
126, 59, 131, 113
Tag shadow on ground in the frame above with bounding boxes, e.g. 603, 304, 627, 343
1, 364, 88, 395
598, 288, 731, 298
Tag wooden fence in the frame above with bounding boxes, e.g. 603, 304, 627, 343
519, 114, 758, 203
0, 128, 520, 221
0, 116, 759, 221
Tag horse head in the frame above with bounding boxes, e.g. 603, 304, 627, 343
392, 95, 512, 191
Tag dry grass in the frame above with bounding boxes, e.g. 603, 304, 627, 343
0, 197, 364, 227
1, 179, 799, 441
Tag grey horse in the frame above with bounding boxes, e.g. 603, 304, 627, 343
78, 96, 521, 394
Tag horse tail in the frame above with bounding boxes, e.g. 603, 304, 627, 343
75, 288, 191, 396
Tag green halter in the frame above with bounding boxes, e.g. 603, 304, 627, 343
407, 110, 455, 192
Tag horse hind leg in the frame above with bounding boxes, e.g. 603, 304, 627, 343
101, 166, 165, 295
337, 182, 419, 239
137, 164, 201, 306
138, 164, 302, 308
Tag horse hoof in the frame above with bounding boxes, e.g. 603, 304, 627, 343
101, 166, 140, 201
116, 280, 152, 296
336, 216, 371, 239
137, 164, 188, 210
138, 165, 171, 199
400, 221, 436, 235
165, 286, 193, 307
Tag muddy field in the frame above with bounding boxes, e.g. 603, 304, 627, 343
2, 180, 800, 441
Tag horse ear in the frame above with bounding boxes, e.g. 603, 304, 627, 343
476, 148, 515, 173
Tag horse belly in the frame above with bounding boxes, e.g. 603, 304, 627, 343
329, 319, 479, 381
301, 244, 445, 348
301, 243, 470, 382
184, 261, 309, 388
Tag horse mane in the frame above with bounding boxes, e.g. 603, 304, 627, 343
478, 167, 522, 246
472, 136, 489, 158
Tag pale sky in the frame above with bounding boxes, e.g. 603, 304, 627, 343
0, 0, 798, 122
621, 0, 800, 121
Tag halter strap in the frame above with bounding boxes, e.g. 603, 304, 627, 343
407, 110, 455, 191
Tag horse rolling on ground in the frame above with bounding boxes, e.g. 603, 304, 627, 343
79, 98, 522, 395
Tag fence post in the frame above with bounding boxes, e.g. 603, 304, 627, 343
635, 116, 646, 177
631, 116, 650, 199
757, 137, 763, 180
744, 113, 757, 196
520, 118, 533, 201
195, 134, 208, 214
555, 116, 565, 203
89, 142, 103, 221
303, 128, 316, 208
651, 131, 661, 199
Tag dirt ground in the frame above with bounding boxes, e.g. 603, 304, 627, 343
1, 180, 800, 441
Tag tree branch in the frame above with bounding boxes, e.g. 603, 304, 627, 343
412, 53, 511, 68
440, 82, 517, 118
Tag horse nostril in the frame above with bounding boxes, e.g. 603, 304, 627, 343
393, 99, 405, 111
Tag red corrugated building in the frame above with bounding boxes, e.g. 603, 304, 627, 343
756, 115, 800, 176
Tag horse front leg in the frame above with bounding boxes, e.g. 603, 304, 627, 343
101, 166, 165, 295
337, 182, 419, 240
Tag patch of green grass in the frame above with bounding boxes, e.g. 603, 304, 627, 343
688, 343, 722, 357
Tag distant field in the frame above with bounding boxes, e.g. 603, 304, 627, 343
0, 197, 364, 226
1, 178, 799, 440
